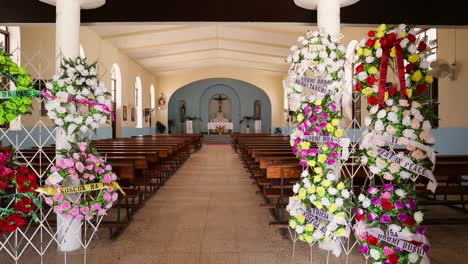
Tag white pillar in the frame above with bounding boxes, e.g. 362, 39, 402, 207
39, 0, 106, 253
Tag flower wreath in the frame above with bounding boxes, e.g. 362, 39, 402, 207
44, 57, 112, 135
0, 146, 40, 234
40, 141, 120, 221
354, 185, 430, 264
284, 31, 353, 256
353, 24, 436, 264
0, 48, 36, 126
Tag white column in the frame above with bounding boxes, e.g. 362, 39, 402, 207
39, 0, 105, 253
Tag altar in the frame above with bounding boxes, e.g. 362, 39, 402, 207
207, 122, 233, 134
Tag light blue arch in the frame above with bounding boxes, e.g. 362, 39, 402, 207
199, 84, 241, 132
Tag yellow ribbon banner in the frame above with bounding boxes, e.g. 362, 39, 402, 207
35, 181, 126, 197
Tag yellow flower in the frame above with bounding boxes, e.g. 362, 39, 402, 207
357, 47, 363, 56
376, 31, 384, 38
407, 89, 413, 98
321, 180, 331, 188
328, 203, 339, 214
297, 113, 304, 122
362, 87, 374, 96
363, 48, 372, 57
289, 219, 297, 229
290, 139, 294, 146
321, 144, 329, 151
296, 213, 305, 224
337, 182, 345, 190
335, 212, 346, 219
318, 154, 327, 163
401, 32, 408, 38
313, 201, 323, 209
326, 123, 335, 132
307, 185, 316, 194
412, 70, 422, 82
425, 75, 433, 83
294, 195, 301, 201
390, 47, 396, 58
298, 188, 307, 200
300, 141, 311, 150
305, 224, 314, 232
331, 119, 340, 126
314, 99, 322, 106
316, 187, 325, 197
409, 54, 420, 63
335, 227, 347, 237
368, 66, 378, 75
307, 160, 316, 167
314, 167, 323, 174
313, 175, 322, 183
374, 39, 381, 49
304, 235, 314, 243
335, 129, 344, 138
385, 92, 389, 101
377, 24, 387, 32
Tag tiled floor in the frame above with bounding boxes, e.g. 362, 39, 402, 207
17, 145, 467, 263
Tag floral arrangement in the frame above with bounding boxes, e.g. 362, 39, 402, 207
215, 125, 225, 135
0, 47, 35, 126
284, 31, 353, 256
44, 57, 112, 134
354, 24, 436, 263
354, 185, 430, 264
0, 146, 40, 234
42, 141, 119, 221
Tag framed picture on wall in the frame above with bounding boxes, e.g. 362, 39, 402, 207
122, 105, 127, 121
131, 107, 135, 122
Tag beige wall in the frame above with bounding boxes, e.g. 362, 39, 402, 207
20, 26, 157, 136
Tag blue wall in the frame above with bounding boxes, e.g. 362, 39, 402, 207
274, 127, 468, 155
168, 78, 272, 133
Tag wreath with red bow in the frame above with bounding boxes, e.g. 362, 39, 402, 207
0, 146, 40, 234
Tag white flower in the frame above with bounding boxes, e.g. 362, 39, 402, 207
375, 48, 383, 58
414, 211, 424, 223
293, 52, 300, 62
74, 116, 83, 124
321, 197, 331, 207
402, 116, 411, 126
57, 80, 65, 87
91, 122, 99, 129
327, 222, 338, 232
365, 56, 374, 63
80, 126, 89, 133
420, 60, 430, 69
383, 172, 394, 181
313, 231, 323, 240
76, 65, 85, 72
386, 125, 397, 135
400, 171, 411, 179
56, 91, 69, 103
64, 115, 74, 122
370, 249, 380, 260
319, 51, 328, 59
400, 38, 409, 48
369, 166, 381, 175
290, 45, 298, 52
362, 198, 371, 208
301, 170, 308, 178
357, 72, 368, 81
54, 118, 64, 126
309, 194, 317, 202
46, 82, 54, 90
395, 189, 407, 198
286, 55, 293, 64
377, 109, 387, 119
422, 120, 432, 131
56, 107, 66, 114
403, 129, 416, 139
293, 183, 300, 194
296, 225, 305, 234
303, 178, 311, 188
358, 194, 365, 202
387, 112, 399, 124
408, 253, 419, 263
326, 172, 337, 182
335, 198, 343, 207
328, 187, 337, 196
82, 88, 91, 96
369, 105, 379, 115
408, 44, 417, 53
82, 69, 89, 76
67, 123, 77, 134
374, 120, 384, 132
289, 94, 302, 112
399, 99, 409, 107
341, 189, 350, 199
360, 156, 368, 165
364, 117, 371, 127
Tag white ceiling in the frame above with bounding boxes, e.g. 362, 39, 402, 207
90, 23, 316, 75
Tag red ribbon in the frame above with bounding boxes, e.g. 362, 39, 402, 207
41, 90, 115, 121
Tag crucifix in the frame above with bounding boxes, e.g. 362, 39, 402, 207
213, 94, 228, 112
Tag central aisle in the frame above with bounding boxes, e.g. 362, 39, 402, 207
90, 145, 321, 264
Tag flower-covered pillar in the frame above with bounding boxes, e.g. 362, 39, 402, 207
39, 0, 106, 252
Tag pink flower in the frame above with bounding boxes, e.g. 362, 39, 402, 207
97, 209, 107, 216
54, 206, 63, 213
70, 206, 80, 216
69, 173, 79, 180
78, 142, 88, 152
381, 192, 392, 199
106, 202, 113, 209
85, 215, 93, 221
61, 201, 71, 211
383, 246, 393, 256
91, 203, 101, 211
107, 187, 114, 192
75, 162, 85, 173
88, 174, 96, 181
85, 164, 94, 170
81, 206, 90, 215
111, 174, 117, 181
112, 193, 118, 202
419, 131, 430, 141
75, 214, 84, 221
105, 165, 112, 171
50, 166, 59, 173
72, 153, 80, 160
45, 197, 53, 206
103, 193, 112, 201
68, 168, 76, 175
54, 193, 64, 202
64, 158, 74, 168
103, 174, 112, 183
83, 173, 90, 179
63, 213, 73, 219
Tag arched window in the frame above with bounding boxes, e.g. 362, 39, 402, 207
111, 64, 122, 105
150, 84, 155, 109
135, 76, 143, 128
79, 44, 86, 59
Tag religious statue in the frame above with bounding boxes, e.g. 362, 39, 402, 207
213, 94, 228, 113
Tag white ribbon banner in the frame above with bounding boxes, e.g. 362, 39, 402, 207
304, 210, 338, 242
307, 208, 347, 226
294, 77, 336, 96
304, 135, 351, 160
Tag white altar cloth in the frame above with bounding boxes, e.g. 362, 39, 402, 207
207, 122, 233, 134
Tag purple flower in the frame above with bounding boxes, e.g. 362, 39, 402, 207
406, 199, 416, 211
329, 103, 337, 111
397, 212, 408, 222
360, 244, 369, 254
423, 244, 430, 252
371, 198, 382, 206
380, 214, 392, 224
383, 183, 394, 191
384, 260, 391, 264
304, 131, 311, 136
329, 151, 338, 159
367, 186, 378, 195
303, 119, 311, 129
367, 212, 377, 221
415, 226, 428, 235
304, 105, 312, 117
314, 106, 322, 114
327, 158, 335, 166
319, 121, 327, 128
311, 115, 319, 123
395, 247, 405, 253
299, 160, 308, 167
298, 124, 306, 132
300, 150, 309, 159
321, 112, 329, 120
310, 148, 318, 156
295, 137, 302, 145
293, 146, 299, 155
313, 127, 321, 133
395, 201, 405, 210
356, 208, 363, 215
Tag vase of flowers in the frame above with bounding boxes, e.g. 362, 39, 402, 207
215, 125, 225, 135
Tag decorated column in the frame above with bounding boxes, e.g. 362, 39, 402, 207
38, 0, 106, 252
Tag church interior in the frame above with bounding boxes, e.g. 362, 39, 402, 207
1, 0, 468, 263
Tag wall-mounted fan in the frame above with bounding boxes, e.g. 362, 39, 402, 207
430, 59, 456, 80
